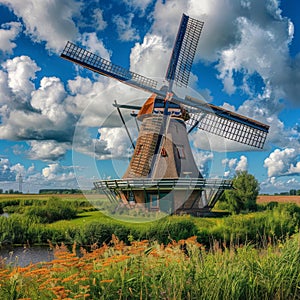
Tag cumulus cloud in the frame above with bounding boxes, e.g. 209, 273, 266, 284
130, 34, 169, 79
0, 21, 22, 55
0, 157, 35, 184
2, 55, 40, 101
264, 148, 300, 177
260, 176, 300, 194
0, 0, 81, 52
222, 155, 248, 177
0, 58, 77, 144
0, 158, 16, 181
0, 160, 78, 192
193, 151, 213, 177
97, 126, 135, 159
42, 163, 75, 182
28, 141, 70, 161
79, 32, 111, 60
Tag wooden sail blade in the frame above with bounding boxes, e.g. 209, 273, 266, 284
166, 14, 204, 87
61, 41, 158, 93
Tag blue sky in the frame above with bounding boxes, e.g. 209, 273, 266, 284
0, 0, 299, 194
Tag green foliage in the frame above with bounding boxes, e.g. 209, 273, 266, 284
1, 194, 300, 250
141, 217, 198, 244
224, 171, 260, 214
25, 197, 77, 223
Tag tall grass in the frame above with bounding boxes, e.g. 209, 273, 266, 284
1, 202, 300, 247
1, 235, 300, 299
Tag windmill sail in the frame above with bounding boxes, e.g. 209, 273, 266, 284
165, 14, 204, 87
61, 41, 158, 93
184, 97, 269, 149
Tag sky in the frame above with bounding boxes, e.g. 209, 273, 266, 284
0, 0, 300, 194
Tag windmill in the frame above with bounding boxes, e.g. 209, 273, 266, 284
61, 14, 269, 216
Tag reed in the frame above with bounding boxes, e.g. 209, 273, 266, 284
1, 235, 300, 299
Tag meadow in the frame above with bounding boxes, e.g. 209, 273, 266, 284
1, 194, 300, 299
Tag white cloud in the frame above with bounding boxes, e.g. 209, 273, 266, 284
113, 13, 140, 42
222, 155, 248, 177
0, 158, 36, 183
42, 163, 75, 182
216, 15, 290, 96
235, 155, 248, 172
260, 176, 300, 194
0, 0, 81, 52
122, 0, 153, 15
31, 77, 68, 122
97, 126, 135, 159
10, 163, 26, 175
264, 148, 300, 177
193, 151, 213, 177
0, 158, 16, 181
79, 32, 111, 60
92, 8, 107, 31
0, 21, 22, 54
2, 55, 40, 101
28, 141, 69, 161
130, 34, 169, 79
0, 57, 77, 144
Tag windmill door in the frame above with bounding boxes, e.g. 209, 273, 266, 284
147, 193, 173, 213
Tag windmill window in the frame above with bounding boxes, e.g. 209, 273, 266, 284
161, 147, 168, 157
150, 194, 159, 210
177, 145, 186, 159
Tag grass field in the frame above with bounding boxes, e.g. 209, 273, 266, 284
1, 193, 300, 298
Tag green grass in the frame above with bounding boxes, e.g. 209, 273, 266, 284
1, 194, 300, 248
1, 235, 300, 299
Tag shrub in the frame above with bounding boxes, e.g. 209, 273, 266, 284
79, 222, 131, 245
25, 197, 77, 223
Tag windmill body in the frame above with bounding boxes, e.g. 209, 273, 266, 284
61, 14, 269, 215
123, 92, 202, 180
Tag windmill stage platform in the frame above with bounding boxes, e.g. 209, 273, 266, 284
94, 178, 232, 216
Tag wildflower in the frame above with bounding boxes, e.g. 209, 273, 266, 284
100, 279, 114, 283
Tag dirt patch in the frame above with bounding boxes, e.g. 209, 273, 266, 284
257, 195, 300, 205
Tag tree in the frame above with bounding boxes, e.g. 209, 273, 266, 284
290, 189, 297, 195
224, 171, 260, 214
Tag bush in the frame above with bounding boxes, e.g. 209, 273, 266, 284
25, 197, 77, 223
79, 222, 131, 245
142, 217, 198, 244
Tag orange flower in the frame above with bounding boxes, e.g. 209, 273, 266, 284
100, 279, 114, 283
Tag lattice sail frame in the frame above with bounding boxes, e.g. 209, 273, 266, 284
187, 109, 268, 149
165, 14, 204, 87
61, 41, 158, 92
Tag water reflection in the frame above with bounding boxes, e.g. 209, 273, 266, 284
0, 246, 54, 267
